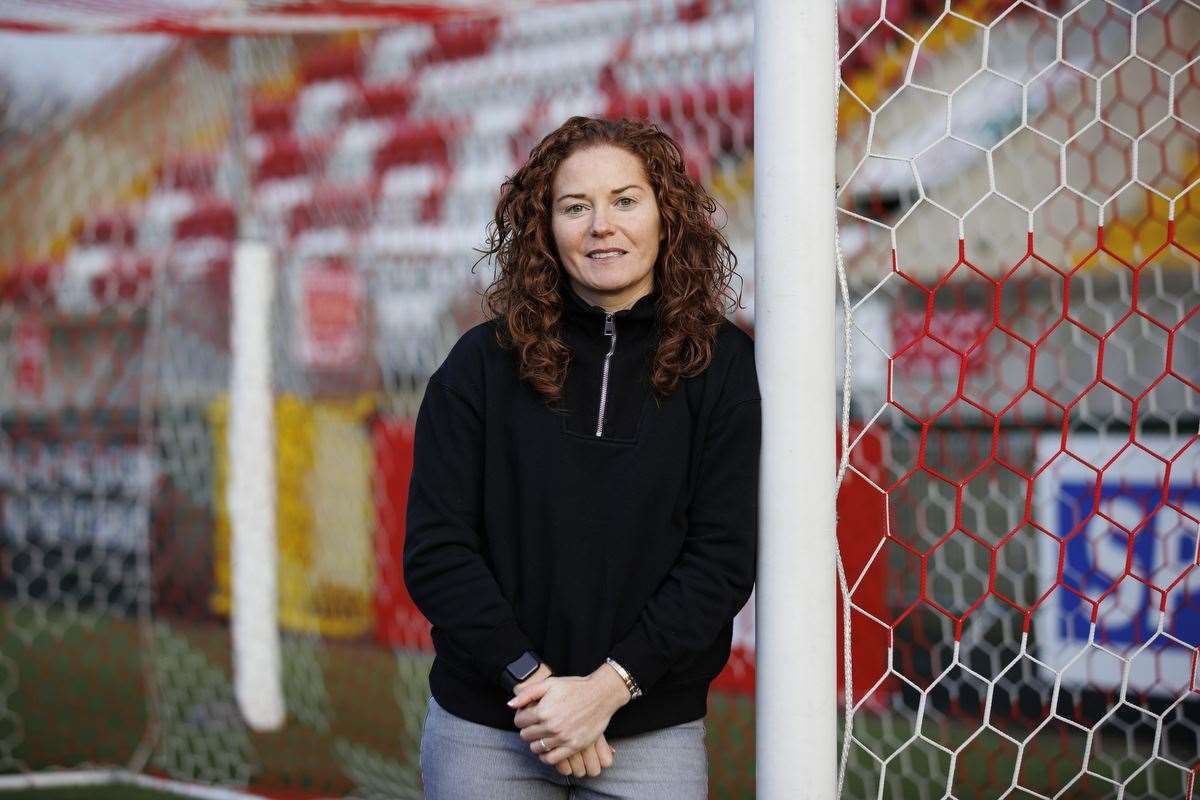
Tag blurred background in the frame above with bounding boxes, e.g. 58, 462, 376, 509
0, 0, 1196, 798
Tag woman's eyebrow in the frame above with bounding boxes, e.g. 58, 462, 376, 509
555, 185, 645, 203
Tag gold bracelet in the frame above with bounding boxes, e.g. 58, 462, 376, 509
605, 657, 643, 699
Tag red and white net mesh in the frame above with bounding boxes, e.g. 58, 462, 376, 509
836, 0, 1199, 797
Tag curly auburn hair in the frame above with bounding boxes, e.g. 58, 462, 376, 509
477, 115, 741, 404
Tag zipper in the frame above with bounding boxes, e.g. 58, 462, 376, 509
595, 312, 617, 437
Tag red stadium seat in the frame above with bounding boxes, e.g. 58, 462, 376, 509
174, 198, 238, 241
373, 120, 456, 174
251, 96, 295, 136
160, 154, 218, 193
89, 251, 154, 307
677, 0, 710, 23
426, 17, 500, 64
288, 184, 375, 240
0, 261, 59, 307
254, 134, 331, 183
76, 211, 138, 247
301, 46, 364, 84
355, 80, 415, 121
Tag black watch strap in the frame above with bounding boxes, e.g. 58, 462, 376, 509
500, 650, 541, 693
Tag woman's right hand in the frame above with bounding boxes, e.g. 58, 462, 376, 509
556, 734, 615, 778
512, 665, 616, 777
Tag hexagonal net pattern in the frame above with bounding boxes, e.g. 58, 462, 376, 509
837, 0, 1199, 797
0, 2, 758, 798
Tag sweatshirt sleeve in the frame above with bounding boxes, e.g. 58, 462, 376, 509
403, 375, 536, 687
608, 347, 760, 693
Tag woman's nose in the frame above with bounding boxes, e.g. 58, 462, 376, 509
590, 210, 613, 235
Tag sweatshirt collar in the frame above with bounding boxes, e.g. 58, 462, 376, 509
560, 281, 660, 326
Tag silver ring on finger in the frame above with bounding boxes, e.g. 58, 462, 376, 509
539, 738, 548, 754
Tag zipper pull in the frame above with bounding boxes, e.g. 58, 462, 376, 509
604, 313, 614, 337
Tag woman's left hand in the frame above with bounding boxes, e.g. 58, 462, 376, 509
508, 664, 631, 766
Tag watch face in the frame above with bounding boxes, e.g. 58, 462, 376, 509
509, 651, 540, 680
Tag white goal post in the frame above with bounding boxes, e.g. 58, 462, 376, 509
754, 1, 839, 798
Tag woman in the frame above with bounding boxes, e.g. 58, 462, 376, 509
404, 116, 759, 799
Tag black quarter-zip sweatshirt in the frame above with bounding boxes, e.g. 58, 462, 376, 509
403, 283, 760, 738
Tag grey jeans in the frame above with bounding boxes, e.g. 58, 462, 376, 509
419, 696, 709, 799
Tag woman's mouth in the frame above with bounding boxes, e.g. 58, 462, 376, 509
588, 249, 627, 260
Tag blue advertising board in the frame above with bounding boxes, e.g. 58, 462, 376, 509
1034, 434, 1200, 691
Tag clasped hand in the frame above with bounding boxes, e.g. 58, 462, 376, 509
508, 664, 631, 778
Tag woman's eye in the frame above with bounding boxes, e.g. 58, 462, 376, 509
564, 204, 586, 214
616, 197, 635, 208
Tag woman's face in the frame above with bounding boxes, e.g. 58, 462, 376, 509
550, 144, 663, 312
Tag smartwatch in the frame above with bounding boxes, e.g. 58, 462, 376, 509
500, 650, 541, 693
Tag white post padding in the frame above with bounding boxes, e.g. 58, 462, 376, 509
754, 1, 838, 797
228, 239, 285, 732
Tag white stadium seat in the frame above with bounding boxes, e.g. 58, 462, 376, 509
500, 0, 637, 44
254, 176, 315, 227
326, 118, 394, 184
291, 226, 356, 261
367, 25, 436, 82
137, 190, 196, 250
294, 79, 357, 137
